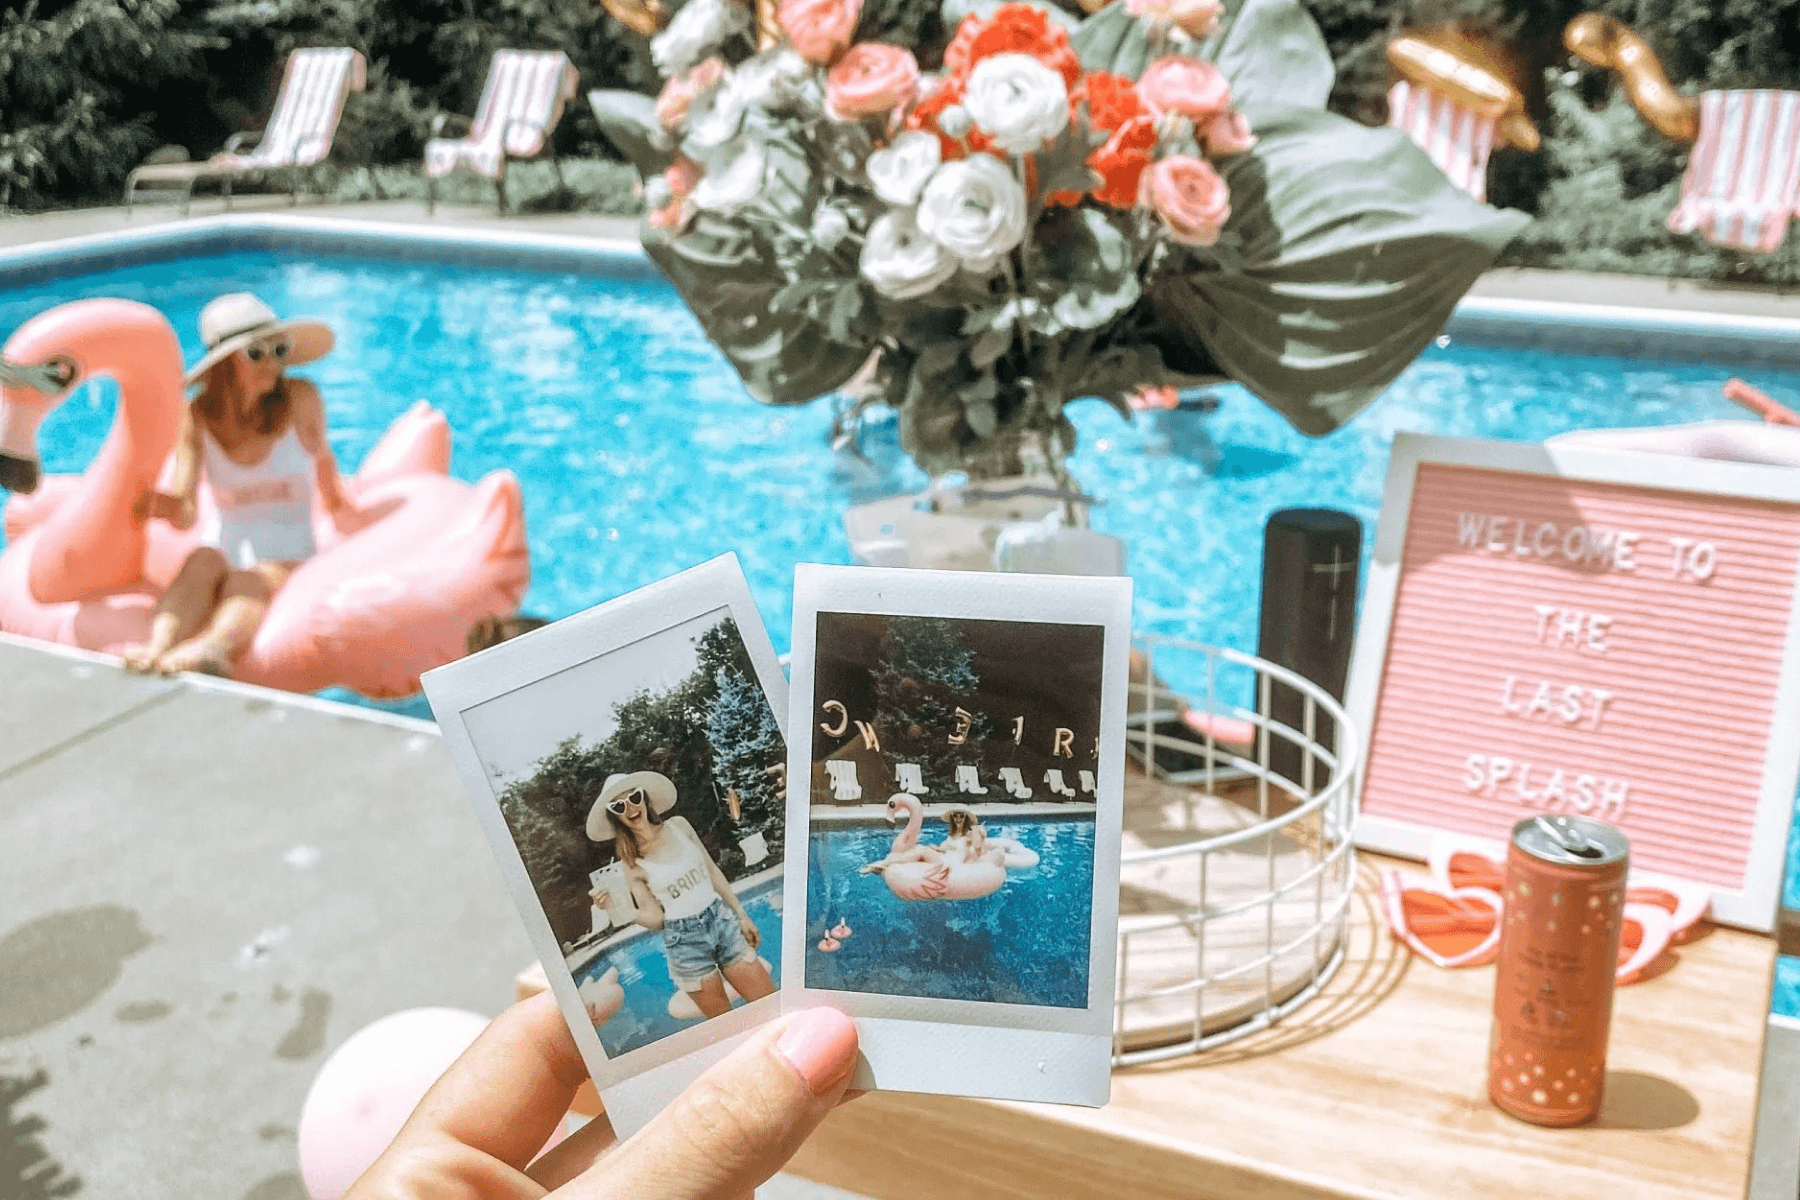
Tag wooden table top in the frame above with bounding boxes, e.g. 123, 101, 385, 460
788, 853, 1777, 1200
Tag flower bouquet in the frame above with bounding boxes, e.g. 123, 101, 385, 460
589, 0, 1528, 482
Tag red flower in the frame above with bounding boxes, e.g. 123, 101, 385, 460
1088, 115, 1157, 208
905, 76, 992, 160
1073, 72, 1144, 134
942, 3, 1083, 89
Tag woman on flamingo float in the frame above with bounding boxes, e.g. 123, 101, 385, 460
587, 770, 776, 1019
125, 292, 350, 676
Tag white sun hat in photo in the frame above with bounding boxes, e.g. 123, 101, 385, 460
184, 291, 336, 384
585, 771, 679, 841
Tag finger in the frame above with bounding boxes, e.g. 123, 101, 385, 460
392, 991, 593, 1171
569, 1007, 858, 1200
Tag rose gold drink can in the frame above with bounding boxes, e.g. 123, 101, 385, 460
1487, 814, 1630, 1127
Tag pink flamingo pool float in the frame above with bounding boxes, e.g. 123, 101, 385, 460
858, 793, 1037, 902
0, 298, 530, 698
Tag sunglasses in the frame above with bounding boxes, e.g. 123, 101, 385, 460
244, 339, 291, 364
606, 789, 647, 816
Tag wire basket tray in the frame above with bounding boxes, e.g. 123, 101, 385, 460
1114, 635, 1361, 1066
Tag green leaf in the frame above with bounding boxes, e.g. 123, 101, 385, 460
1155, 104, 1530, 436
826, 282, 865, 342
758, 136, 816, 224
969, 325, 1012, 369
1033, 118, 1105, 198
964, 395, 999, 439
1209, 0, 1334, 113
1070, 4, 1153, 79
915, 338, 964, 379
586, 88, 676, 178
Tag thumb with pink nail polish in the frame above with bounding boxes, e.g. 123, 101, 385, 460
573, 1006, 860, 1200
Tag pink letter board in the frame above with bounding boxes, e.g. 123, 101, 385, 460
1345, 433, 1800, 931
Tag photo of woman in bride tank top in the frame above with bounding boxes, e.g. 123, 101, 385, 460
586, 769, 776, 1018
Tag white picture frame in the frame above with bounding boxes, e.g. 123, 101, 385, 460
422, 553, 791, 1132
1345, 432, 1800, 931
782, 564, 1133, 1106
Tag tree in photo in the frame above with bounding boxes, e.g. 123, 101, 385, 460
872, 616, 993, 795
706, 664, 786, 851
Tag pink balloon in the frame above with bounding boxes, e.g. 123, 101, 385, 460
297, 1008, 493, 1200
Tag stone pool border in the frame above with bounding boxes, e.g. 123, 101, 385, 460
7, 212, 1800, 366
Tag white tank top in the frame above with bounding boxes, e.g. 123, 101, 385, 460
200, 423, 316, 568
637, 825, 719, 920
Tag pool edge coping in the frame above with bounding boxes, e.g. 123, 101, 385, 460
8, 212, 1800, 360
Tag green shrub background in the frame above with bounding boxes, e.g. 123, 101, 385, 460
4, 0, 1800, 280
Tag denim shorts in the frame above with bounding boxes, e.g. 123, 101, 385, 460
662, 896, 756, 990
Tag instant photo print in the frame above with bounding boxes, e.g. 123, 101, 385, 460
783, 564, 1132, 1106
423, 554, 790, 1133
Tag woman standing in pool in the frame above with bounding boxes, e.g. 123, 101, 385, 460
587, 770, 775, 1018
125, 292, 351, 676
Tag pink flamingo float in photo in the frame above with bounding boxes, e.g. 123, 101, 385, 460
0, 298, 530, 698
859, 792, 1033, 902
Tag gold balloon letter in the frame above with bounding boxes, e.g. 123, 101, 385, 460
949, 707, 973, 746
1052, 727, 1074, 758
819, 700, 848, 737
853, 720, 881, 751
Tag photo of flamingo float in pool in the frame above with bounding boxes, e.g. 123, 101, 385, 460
802, 609, 1105, 1008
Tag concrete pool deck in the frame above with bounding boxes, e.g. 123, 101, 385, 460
0, 633, 860, 1200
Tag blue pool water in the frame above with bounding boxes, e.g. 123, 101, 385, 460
574, 877, 783, 1058
2, 248, 1788, 721
805, 816, 1094, 1007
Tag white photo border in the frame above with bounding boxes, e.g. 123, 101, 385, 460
422, 553, 791, 1109
1344, 432, 1800, 932
782, 563, 1132, 1106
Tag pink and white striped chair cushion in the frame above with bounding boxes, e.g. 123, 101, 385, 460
1387, 80, 1499, 203
1669, 90, 1800, 253
212, 48, 367, 170
424, 50, 579, 180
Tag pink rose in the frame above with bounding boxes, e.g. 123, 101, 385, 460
1140, 155, 1230, 247
826, 43, 920, 119
778, 0, 861, 66
653, 56, 726, 129
1200, 110, 1256, 157
1136, 56, 1232, 122
1126, 0, 1224, 38
664, 158, 703, 200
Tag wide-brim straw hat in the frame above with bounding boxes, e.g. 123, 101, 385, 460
586, 771, 679, 841
184, 292, 335, 384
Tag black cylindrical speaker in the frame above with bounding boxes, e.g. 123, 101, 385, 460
1257, 508, 1362, 788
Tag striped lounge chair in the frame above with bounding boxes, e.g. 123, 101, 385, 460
125, 48, 367, 214
424, 50, 579, 214
1668, 90, 1800, 253
1386, 80, 1499, 203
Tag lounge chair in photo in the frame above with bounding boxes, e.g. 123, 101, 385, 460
423, 50, 579, 214
1384, 28, 1539, 204
124, 47, 367, 215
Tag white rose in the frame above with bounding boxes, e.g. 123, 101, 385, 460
962, 53, 1069, 154
683, 83, 746, 153
643, 174, 674, 210
915, 154, 1027, 269
651, 0, 751, 77
937, 103, 974, 140
860, 209, 960, 299
811, 204, 851, 248
690, 136, 766, 214
733, 48, 814, 113
866, 131, 942, 207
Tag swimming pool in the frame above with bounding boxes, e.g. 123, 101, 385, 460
573, 876, 783, 1058
805, 815, 1094, 1007
2, 228, 1795, 719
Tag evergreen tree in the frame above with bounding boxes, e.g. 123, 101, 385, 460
871, 616, 992, 796
705, 665, 786, 846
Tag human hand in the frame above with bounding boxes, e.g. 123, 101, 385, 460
739, 915, 761, 950
589, 887, 613, 910
343, 991, 859, 1200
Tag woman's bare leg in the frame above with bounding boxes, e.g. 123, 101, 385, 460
684, 972, 732, 1019
157, 560, 294, 677
123, 548, 229, 672
722, 957, 775, 1003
